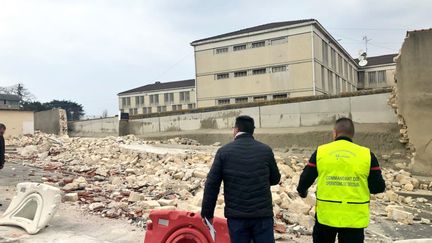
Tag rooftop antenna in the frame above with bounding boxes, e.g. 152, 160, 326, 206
362, 36, 371, 54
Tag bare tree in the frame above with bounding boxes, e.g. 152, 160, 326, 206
0, 83, 35, 102
101, 109, 108, 118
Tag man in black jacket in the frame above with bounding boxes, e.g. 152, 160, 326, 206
201, 116, 281, 243
297, 118, 386, 243
0, 123, 6, 170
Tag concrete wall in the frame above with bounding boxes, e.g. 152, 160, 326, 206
128, 93, 396, 134
396, 29, 432, 176
68, 92, 396, 138
34, 109, 68, 135
0, 110, 34, 138
68, 117, 119, 137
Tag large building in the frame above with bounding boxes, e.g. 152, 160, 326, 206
118, 19, 397, 113
118, 79, 196, 115
356, 54, 397, 90
0, 93, 20, 110
191, 19, 359, 108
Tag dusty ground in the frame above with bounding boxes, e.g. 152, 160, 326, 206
0, 163, 145, 243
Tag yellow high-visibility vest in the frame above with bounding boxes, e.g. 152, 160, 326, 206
316, 139, 371, 228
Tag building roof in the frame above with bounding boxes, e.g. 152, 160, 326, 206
191, 19, 315, 45
0, 93, 20, 101
355, 54, 397, 67
118, 79, 195, 95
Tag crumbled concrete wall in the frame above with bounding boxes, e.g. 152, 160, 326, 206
68, 117, 119, 137
395, 29, 432, 176
34, 109, 68, 135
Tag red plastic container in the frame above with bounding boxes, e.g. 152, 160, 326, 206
144, 210, 231, 243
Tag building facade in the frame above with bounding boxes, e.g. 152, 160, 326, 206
0, 94, 20, 110
356, 54, 397, 90
0, 110, 34, 137
117, 79, 196, 115
191, 19, 359, 108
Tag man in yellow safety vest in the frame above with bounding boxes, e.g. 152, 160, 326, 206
297, 117, 386, 243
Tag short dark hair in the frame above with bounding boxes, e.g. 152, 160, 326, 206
334, 117, 354, 138
235, 116, 255, 134
0, 123, 5, 130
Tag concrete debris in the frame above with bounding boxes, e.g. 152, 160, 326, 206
386, 205, 414, 224
5, 132, 432, 234
64, 193, 79, 202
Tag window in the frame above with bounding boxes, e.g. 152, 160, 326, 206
143, 107, 151, 114
164, 93, 174, 104
272, 65, 287, 73
336, 76, 341, 94
218, 99, 230, 105
271, 37, 287, 45
273, 94, 287, 99
344, 60, 348, 79
180, 91, 190, 103
331, 48, 336, 69
216, 73, 229, 79
122, 97, 131, 107
157, 106, 166, 113
150, 94, 159, 105
328, 70, 334, 94
254, 96, 267, 102
338, 54, 342, 74
188, 103, 195, 109
234, 71, 247, 77
233, 44, 246, 51
252, 68, 266, 75
342, 80, 346, 92
172, 105, 182, 111
368, 72, 377, 87
321, 66, 326, 92
235, 97, 248, 103
127, 108, 137, 115
215, 47, 228, 54
252, 41, 265, 48
322, 40, 328, 65
377, 70, 387, 84
135, 96, 144, 106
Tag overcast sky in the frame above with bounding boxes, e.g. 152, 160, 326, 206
0, 0, 430, 116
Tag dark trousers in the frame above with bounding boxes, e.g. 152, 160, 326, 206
313, 220, 364, 243
227, 217, 274, 243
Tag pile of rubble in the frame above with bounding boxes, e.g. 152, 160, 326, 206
5, 132, 432, 237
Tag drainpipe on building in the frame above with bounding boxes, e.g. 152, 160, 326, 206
311, 27, 316, 95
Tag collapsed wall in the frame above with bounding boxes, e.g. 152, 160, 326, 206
34, 109, 68, 136
391, 29, 432, 176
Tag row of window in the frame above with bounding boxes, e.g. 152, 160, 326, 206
215, 65, 287, 80
123, 103, 196, 115
121, 91, 191, 108
217, 93, 288, 105
358, 70, 387, 87
321, 40, 356, 81
215, 36, 288, 54
320, 65, 356, 94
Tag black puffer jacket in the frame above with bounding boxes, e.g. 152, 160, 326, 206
201, 133, 281, 219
